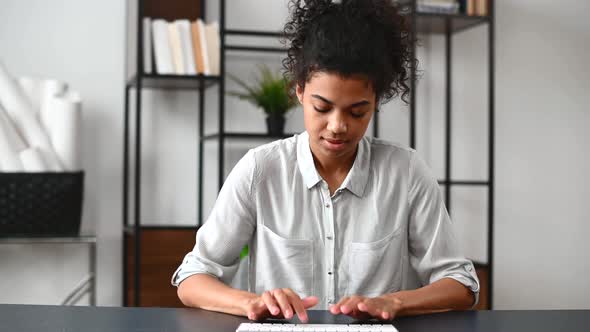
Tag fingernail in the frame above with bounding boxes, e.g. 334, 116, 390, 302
286, 310, 293, 318
272, 307, 279, 315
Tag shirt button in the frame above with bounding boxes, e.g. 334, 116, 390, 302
328, 271, 333, 275
326, 236, 333, 240
467, 265, 473, 272
325, 203, 331, 208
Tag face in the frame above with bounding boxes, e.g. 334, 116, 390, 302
296, 72, 376, 166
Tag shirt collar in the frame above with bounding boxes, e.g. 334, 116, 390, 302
297, 132, 322, 189
340, 136, 370, 197
297, 132, 371, 197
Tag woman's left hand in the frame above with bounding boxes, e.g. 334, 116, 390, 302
329, 295, 403, 321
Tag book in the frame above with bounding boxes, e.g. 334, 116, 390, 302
196, 19, 210, 75
476, 0, 488, 16
175, 20, 196, 75
143, 17, 152, 74
204, 22, 220, 76
467, 0, 476, 15
190, 21, 205, 74
417, 0, 459, 14
168, 22, 185, 75
151, 19, 174, 74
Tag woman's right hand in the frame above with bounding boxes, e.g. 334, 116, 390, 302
243, 288, 318, 323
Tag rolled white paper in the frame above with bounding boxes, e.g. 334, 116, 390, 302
48, 91, 82, 171
0, 104, 25, 171
40, 79, 68, 135
17, 76, 44, 113
19, 147, 48, 172
0, 60, 63, 171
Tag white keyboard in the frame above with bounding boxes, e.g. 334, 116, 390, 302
236, 323, 398, 332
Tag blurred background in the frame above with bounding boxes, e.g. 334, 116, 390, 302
0, 0, 588, 309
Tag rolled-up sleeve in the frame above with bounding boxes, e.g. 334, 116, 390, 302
407, 152, 480, 306
171, 150, 257, 286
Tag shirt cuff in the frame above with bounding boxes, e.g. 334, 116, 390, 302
440, 274, 480, 309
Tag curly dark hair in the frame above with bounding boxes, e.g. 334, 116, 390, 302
282, 0, 415, 105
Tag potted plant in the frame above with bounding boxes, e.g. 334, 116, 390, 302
228, 65, 297, 136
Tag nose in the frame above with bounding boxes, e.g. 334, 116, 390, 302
326, 110, 347, 134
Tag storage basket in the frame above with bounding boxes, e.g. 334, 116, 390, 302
0, 171, 84, 237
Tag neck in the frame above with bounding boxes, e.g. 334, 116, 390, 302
311, 146, 358, 177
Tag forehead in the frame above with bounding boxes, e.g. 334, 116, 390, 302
303, 71, 376, 102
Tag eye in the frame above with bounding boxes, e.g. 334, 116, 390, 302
313, 106, 330, 113
351, 112, 366, 118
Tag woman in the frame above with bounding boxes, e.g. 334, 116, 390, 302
173, 0, 479, 322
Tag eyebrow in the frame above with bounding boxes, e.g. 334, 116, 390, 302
311, 94, 370, 108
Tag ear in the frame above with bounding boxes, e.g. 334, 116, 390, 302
295, 84, 304, 104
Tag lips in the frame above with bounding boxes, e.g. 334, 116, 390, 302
323, 137, 348, 151
325, 138, 345, 144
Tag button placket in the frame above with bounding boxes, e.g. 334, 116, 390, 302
321, 183, 336, 304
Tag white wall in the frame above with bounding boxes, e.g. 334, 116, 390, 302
0, 0, 588, 309
0, 0, 125, 305
492, 0, 590, 308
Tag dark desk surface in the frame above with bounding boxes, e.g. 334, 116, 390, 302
1, 304, 589, 332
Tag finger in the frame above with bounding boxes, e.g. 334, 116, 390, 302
261, 291, 281, 316
248, 302, 268, 321
330, 297, 348, 315
357, 301, 370, 312
358, 299, 386, 320
302, 296, 319, 309
273, 289, 294, 319
283, 289, 308, 323
340, 296, 363, 315
246, 297, 268, 321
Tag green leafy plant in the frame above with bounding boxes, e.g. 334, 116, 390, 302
240, 245, 249, 260
228, 65, 297, 115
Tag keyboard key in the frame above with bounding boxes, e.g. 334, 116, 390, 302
236, 323, 398, 332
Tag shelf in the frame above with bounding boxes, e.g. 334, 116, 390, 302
0, 236, 96, 244
202, 132, 298, 141
225, 29, 284, 38
414, 12, 489, 34
437, 180, 490, 186
225, 45, 287, 53
124, 0, 494, 309
222, 13, 489, 42
124, 225, 198, 235
126, 74, 221, 90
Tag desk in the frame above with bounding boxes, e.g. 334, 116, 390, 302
0, 236, 96, 305
1, 304, 589, 332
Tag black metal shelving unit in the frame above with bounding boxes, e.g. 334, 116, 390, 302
123, 0, 494, 309
406, 1, 495, 309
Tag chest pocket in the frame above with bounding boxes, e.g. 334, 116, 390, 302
256, 224, 314, 297
345, 227, 403, 297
